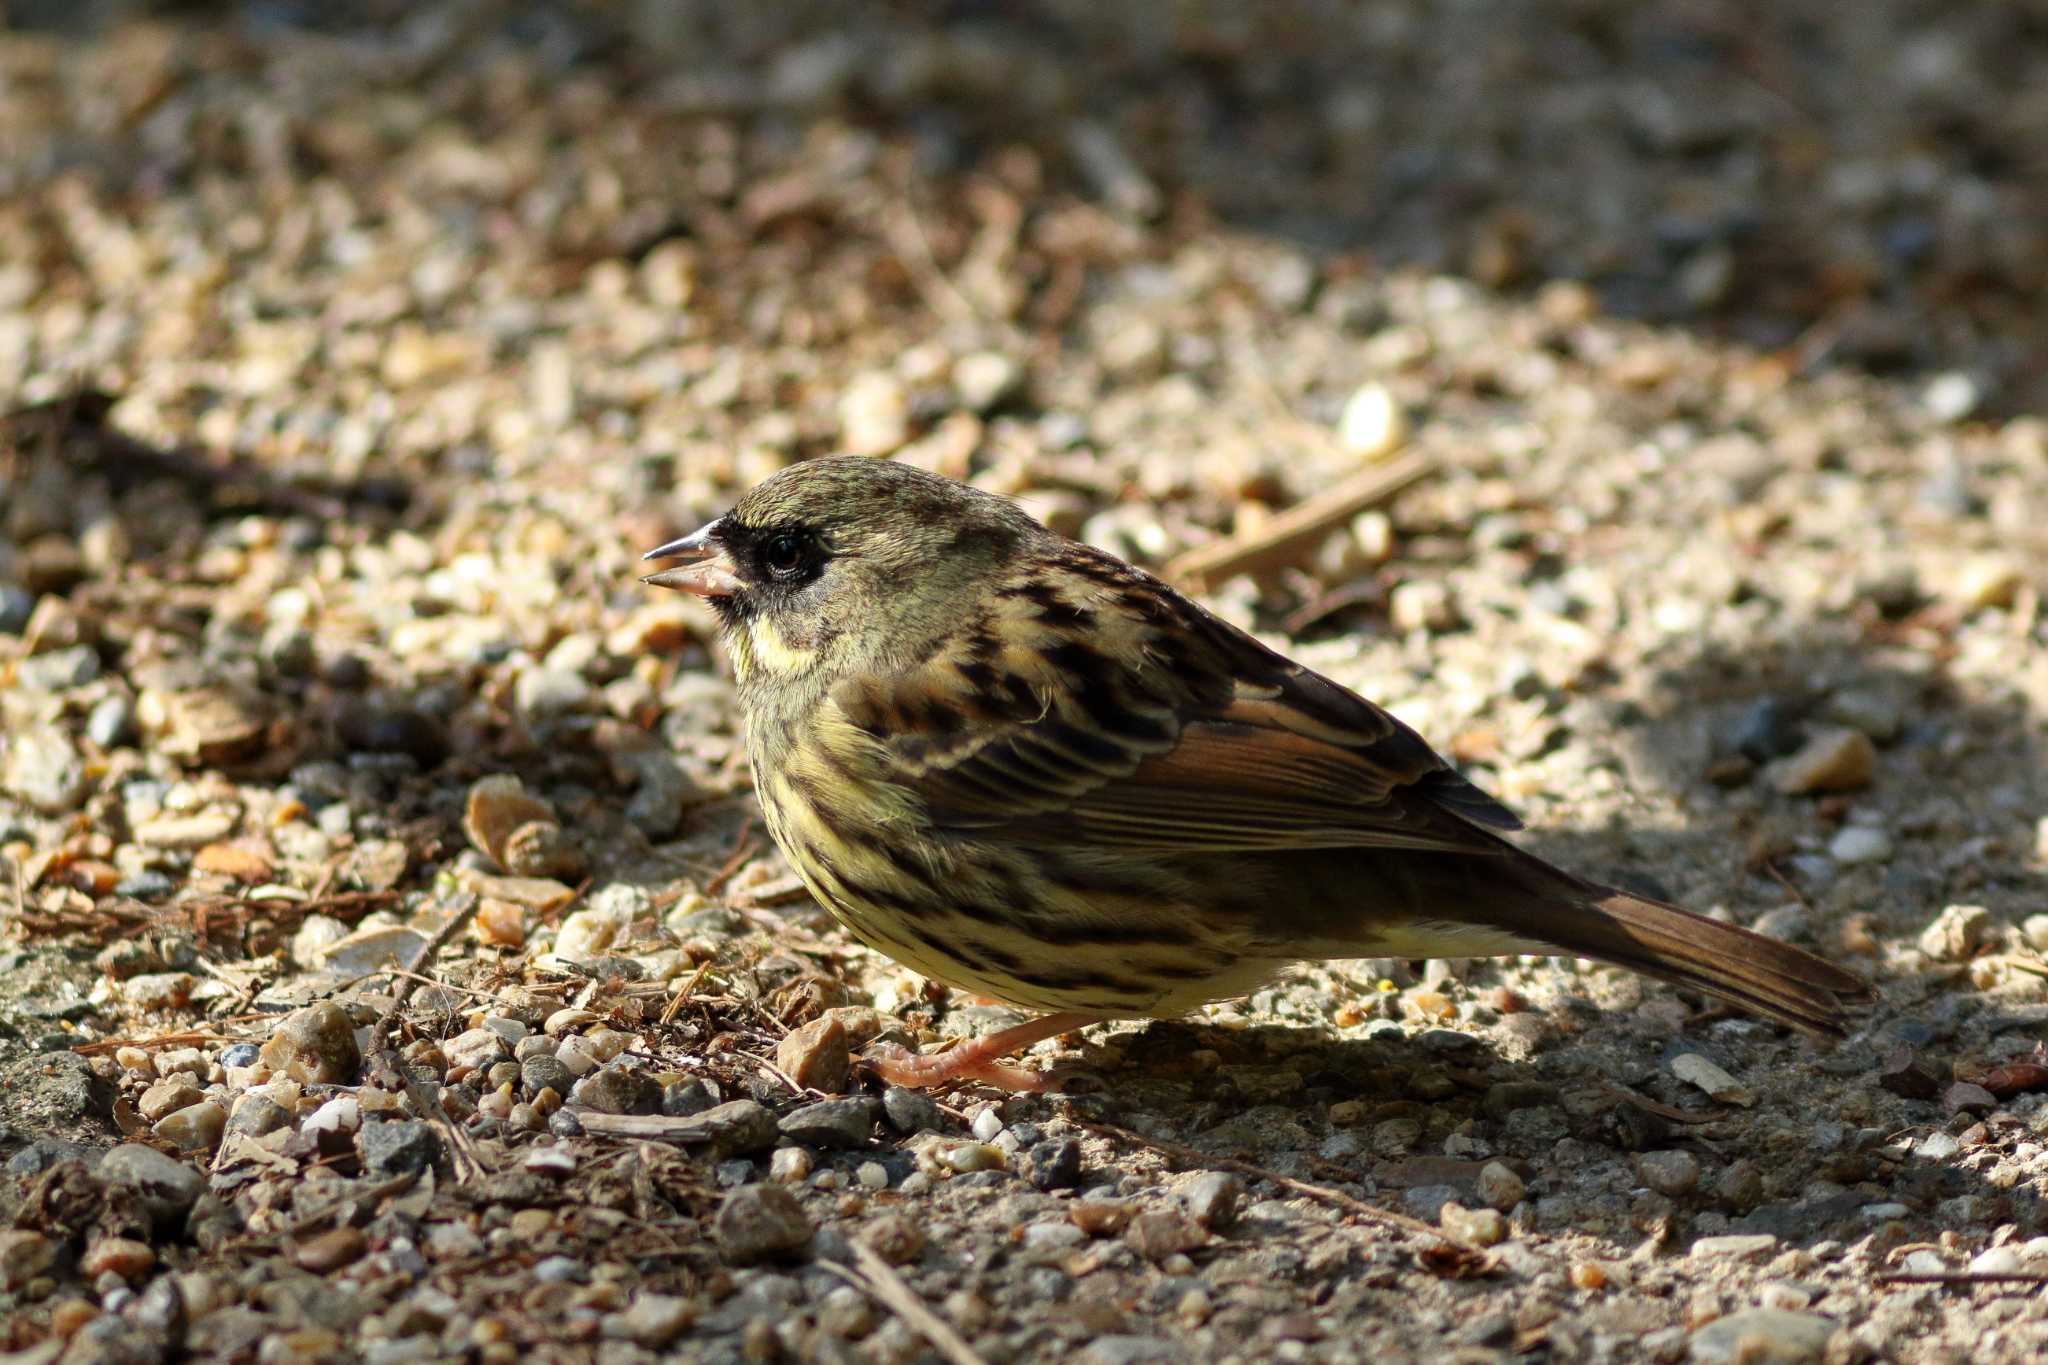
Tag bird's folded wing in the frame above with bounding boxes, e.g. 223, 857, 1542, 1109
834, 611, 1522, 855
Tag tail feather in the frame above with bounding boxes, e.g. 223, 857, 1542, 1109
1491, 883, 1873, 1038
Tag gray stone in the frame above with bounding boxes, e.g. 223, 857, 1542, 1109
1079, 1336, 1176, 1365
0, 584, 33, 635
520, 1053, 574, 1100
1180, 1171, 1242, 1230
1828, 825, 1893, 864
226, 1095, 290, 1138
1725, 698, 1800, 763
714, 1184, 812, 1264
1400, 1184, 1462, 1221
779, 1097, 878, 1149
515, 667, 591, 716
611, 1291, 694, 1346
662, 1078, 718, 1116
1477, 1162, 1526, 1211
98, 1143, 205, 1223
3, 724, 91, 812
571, 1066, 662, 1116
87, 694, 137, 748
1638, 1149, 1701, 1196
1024, 1137, 1083, 1191
16, 644, 99, 691
880, 1086, 943, 1135
358, 1120, 442, 1176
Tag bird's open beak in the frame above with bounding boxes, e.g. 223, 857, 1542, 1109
640, 520, 742, 598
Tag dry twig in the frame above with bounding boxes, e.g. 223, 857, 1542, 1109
1165, 452, 1435, 588
1875, 1272, 2048, 1288
822, 1240, 993, 1365
363, 896, 488, 1180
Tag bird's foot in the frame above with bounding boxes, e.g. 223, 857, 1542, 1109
861, 1012, 1102, 1093
863, 1041, 1057, 1092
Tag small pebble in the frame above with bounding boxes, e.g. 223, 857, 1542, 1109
572, 1066, 662, 1116
1438, 1203, 1508, 1247
1337, 382, 1408, 459
87, 695, 137, 748
1125, 1210, 1204, 1262
293, 1227, 367, 1273
840, 372, 911, 456
953, 352, 1022, 413
259, 1002, 362, 1084
1687, 1308, 1838, 1365
79, 1238, 155, 1282
775, 1015, 852, 1094
780, 1097, 878, 1149
881, 1086, 943, 1135
152, 1101, 226, 1151
1389, 580, 1459, 633
714, 1184, 813, 1264
942, 1142, 1005, 1174
1919, 903, 1991, 961
1476, 1162, 1526, 1211
1671, 1054, 1754, 1107
1024, 1137, 1083, 1191
137, 1080, 204, 1123
613, 1292, 695, 1346
1180, 1171, 1243, 1230
1690, 1233, 1778, 1261
1828, 825, 1893, 864
861, 1212, 926, 1265
1950, 556, 2024, 610
533, 1255, 582, 1283
1637, 1150, 1701, 1196
1769, 728, 1876, 794
1943, 1082, 1997, 1116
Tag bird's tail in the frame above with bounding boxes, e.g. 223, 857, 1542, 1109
1478, 870, 1873, 1038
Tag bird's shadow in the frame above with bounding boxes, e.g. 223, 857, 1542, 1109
975, 620, 2046, 1255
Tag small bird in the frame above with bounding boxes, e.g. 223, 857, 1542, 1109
643, 457, 1870, 1090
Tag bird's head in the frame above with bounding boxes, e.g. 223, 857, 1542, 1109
642, 456, 1038, 696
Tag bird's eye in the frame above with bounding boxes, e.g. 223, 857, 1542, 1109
763, 533, 806, 579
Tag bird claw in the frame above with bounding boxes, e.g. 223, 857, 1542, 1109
861, 1040, 1056, 1093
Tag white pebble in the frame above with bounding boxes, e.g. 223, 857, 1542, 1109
1337, 383, 1407, 459
1828, 825, 1894, 864
1671, 1053, 1754, 1106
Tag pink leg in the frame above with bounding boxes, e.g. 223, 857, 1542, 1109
863, 1012, 1103, 1092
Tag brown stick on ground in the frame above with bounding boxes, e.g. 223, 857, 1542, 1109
821, 1240, 993, 1365
1164, 451, 1434, 588
361, 895, 488, 1180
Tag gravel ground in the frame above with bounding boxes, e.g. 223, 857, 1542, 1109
3, 3, 2047, 1362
